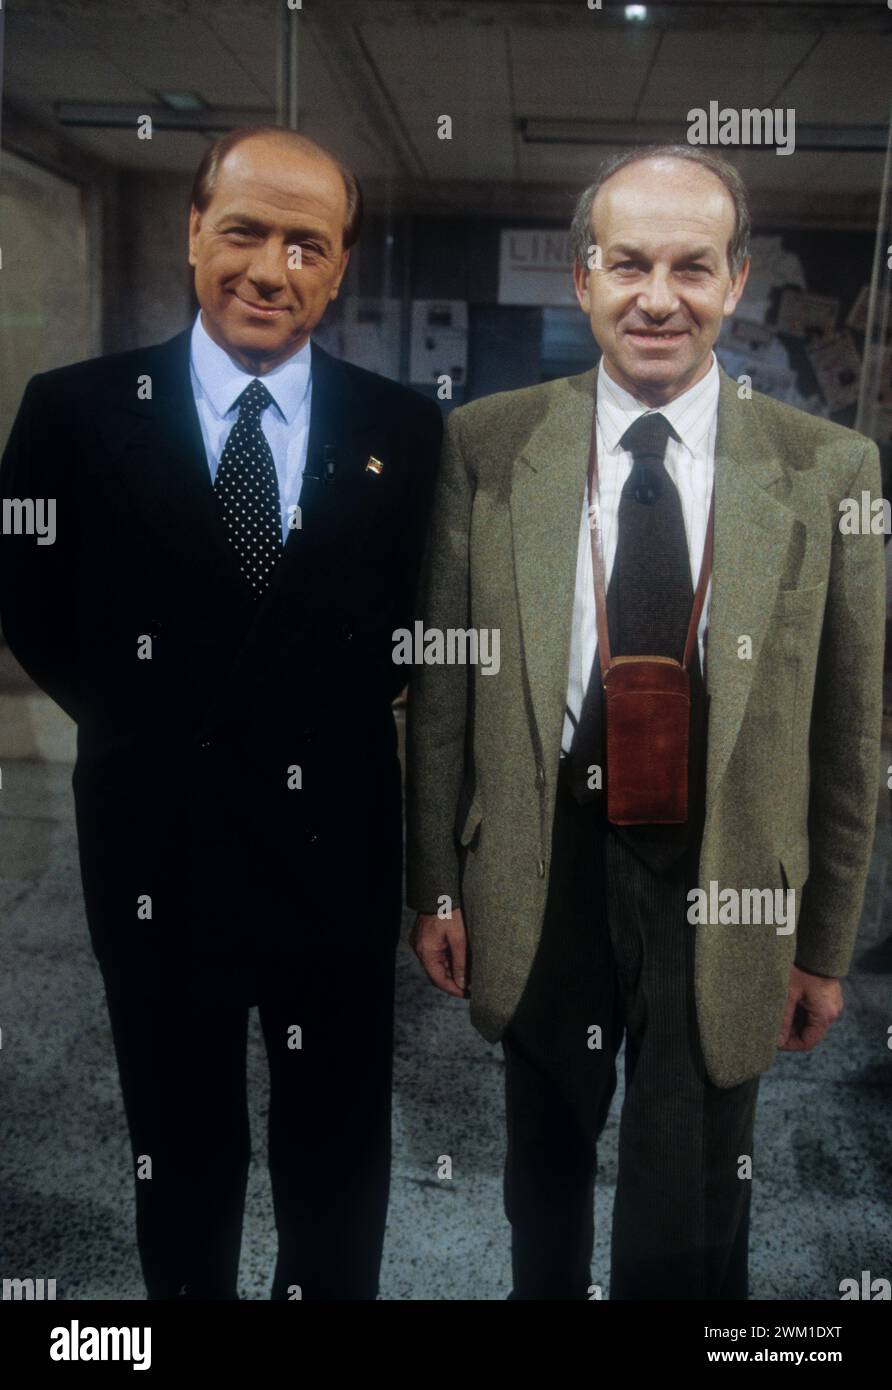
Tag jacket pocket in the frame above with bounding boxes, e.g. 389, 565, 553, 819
776, 582, 826, 618
775, 583, 825, 661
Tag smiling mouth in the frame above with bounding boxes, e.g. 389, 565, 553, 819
234, 294, 288, 317
626, 329, 688, 341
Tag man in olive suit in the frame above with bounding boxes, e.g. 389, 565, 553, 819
406, 146, 884, 1299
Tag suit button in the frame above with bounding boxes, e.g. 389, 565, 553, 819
301, 728, 316, 744
305, 828, 320, 845
342, 628, 354, 642
198, 739, 213, 751
536, 859, 545, 878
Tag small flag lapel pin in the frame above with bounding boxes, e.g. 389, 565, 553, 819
366, 455, 384, 475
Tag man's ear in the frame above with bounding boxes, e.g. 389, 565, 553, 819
187, 206, 202, 268
573, 258, 592, 315
724, 256, 750, 317
330, 248, 350, 302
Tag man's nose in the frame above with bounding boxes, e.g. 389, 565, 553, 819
246, 239, 288, 290
636, 270, 680, 320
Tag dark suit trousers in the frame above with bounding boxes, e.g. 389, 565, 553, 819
99, 942, 396, 1301
502, 772, 759, 1300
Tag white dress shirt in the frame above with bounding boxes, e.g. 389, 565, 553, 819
189, 310, 313, 543
561, 353, 719, 755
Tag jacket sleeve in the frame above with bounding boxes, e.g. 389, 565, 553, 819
405, 407, 473, 915
795, 439, 886, 977
0, 373, 81, 723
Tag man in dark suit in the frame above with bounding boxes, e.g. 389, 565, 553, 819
0, 125, 442, 1300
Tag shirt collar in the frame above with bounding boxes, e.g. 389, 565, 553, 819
189, 310, 312, 424
597, 351, 719, 457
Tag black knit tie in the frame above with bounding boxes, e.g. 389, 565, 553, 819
612, 412, 692, 662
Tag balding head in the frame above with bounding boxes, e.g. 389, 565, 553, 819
192, 125, 363, 249
572, 151, 750, 405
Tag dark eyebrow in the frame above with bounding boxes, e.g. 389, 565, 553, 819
217, 214, 333, 250
217, 215, 269, 235
677, 247, 718, 264
608, 244, 718, 265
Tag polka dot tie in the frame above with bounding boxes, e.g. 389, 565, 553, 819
213, 378, 282, 598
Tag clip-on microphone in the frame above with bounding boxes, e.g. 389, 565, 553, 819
304, 445, 338, 482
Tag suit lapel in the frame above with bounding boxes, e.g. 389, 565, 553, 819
98, 330, 250, 608
510, 368, 596, 761
252, 340, 375, 608
704, 368, 797, 806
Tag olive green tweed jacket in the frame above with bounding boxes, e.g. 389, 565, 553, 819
406, 363, 885, 1087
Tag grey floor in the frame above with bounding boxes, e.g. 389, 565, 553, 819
1, 759, 890, 1301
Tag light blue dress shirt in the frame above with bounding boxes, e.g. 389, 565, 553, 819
189, 310, 313, 543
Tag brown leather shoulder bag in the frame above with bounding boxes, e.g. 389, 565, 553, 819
586, 408, 714, 826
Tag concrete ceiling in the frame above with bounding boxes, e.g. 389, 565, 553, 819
3, 0, 890, 216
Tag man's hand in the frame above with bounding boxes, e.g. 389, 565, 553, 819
410, 908, 468, 998
777, 964, 843, 1052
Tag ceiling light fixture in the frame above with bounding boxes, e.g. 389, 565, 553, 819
155, 92, 208, 112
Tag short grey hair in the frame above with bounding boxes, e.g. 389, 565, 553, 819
570, 144, 751, 278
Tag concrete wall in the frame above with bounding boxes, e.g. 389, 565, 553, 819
105, 171, 196, 353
